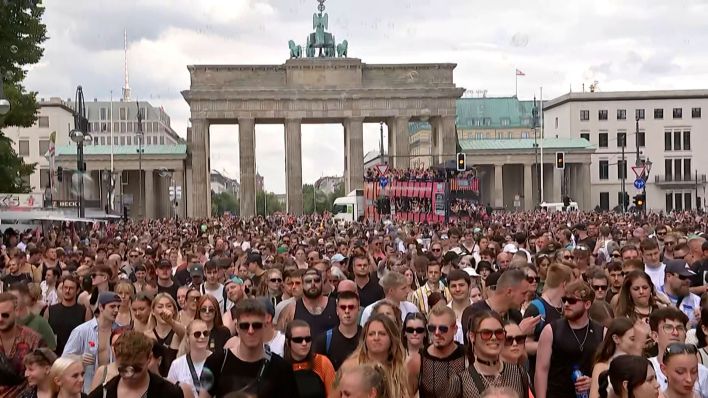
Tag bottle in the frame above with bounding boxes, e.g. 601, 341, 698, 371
571, 365, 589, 398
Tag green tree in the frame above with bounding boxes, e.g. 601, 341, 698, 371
303, 181, 344, 214
211, 191, 239, 216
0, 1, 47, 192
256, 191, 284, 216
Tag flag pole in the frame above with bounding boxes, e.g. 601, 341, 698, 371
540, 86, 544, 203
515, 70, 518, 97
110, 90, 114, 174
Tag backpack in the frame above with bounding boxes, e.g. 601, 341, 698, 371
325, 329, 333, 354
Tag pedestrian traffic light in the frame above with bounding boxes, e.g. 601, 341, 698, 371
456, 153, 466, 172
555, 152, 565, 169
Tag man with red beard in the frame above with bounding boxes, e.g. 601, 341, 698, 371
535, 280, 604, 398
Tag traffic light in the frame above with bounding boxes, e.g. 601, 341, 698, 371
456, 153, 466, 172
555, 152, 565, 169
563, 196, 571, 208
633, 194, 645, 210
57, 166, 63, 182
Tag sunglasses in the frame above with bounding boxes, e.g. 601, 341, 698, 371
303, 277, 321, 284
117, 364, 144, 376
563, 255, 575, 260
290, 336, 312, 344
405, 326, 426, 334
475, 328, 506, 341
338, 304, 357, 312
505, 335, 526, 345
193, 330, 210, 339
592, 285, 608, 291
526, 276, 540, 284
427, 324, 450, 334
188, 296, 201, 302
269, 278, 283, 283
431, 248, 442, 252
0, 312, 10, 319
200, 307, 215, 314
238, 322, 264, 331
663, 343, 697, 362
562, 296, 582, 305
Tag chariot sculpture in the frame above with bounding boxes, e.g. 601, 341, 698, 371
288, 0, 349, 59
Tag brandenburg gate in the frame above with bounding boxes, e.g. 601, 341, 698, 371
182, 0, 465, 217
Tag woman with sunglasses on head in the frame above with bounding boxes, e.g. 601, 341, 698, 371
589, 318, 647, 398
448, 311, 530, 398
284, 320, 336, 398
660, 343, 700, 398
49, 355, 87, 398
145, 293, 183, 377
20, 348, 58, 398
196, 295, 232, 353
501, 320, 527, 367
168, 319, 212, 398
597, 354, 660, 398
335, 314, 411, 398
521, 266, 540, 315
403, 312, 428, 358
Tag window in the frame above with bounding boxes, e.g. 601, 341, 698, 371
127, 122, 133, 133
618, 160, 627, 179
638, 131, 646, 147
598, 131, 608, 148
120, 107, 126, 120
475, 132, 483, 140
635, 109, 645, 120
40, 169, 50, 189
675, 193, 683, 211
114, 122, 119, 132
555, 117, 558, 128
665, 159, 673, 179
665, 132, 672, 151
483, 118, 492, 126
617, 131, 627, 147
160, 136, 165, 145
21, 175, 31, 189
120, 136, 125, 145
683, 131, 691, 150
474, 119, 482, 127
674, 159, 682, 179
683, 158, 691, 179
100, 137, 105, 145
127, 136, 132, 145
580, 132, 590, 141
654, 108, 663, 119
618, 192, 627, 207
617, 109, 626, 120
38, 139, 49, 156
599, 110, 608, 120
114, 136, 119, 145
599, 192, 610, 211
685, 193, 693, 210
501, 118, 510, 127
580, 110, 590, 121
674, 131, 681, 150
18, 140, 29, 156
599, 160, 609, 180
37, 116, 49, 127
666, 193, 674, 212
673, 108, 683, 119
93, 137, 98, 145
495, 131, 503, 139
120, 123, 126, 133
692, 107, 701, 118
100, 108, 107, 120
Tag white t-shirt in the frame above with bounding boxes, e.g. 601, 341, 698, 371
168, 354, 206, 398
644, 263, 666, 291
360, 299, 418, 326
266, 330, 285, 357
200, 283, 225, 311
649, 356, 708, 398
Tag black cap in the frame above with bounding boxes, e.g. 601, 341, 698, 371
485, 271, 503, 289
665, 260, 696, 277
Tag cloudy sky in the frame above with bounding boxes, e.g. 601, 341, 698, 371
25, 0, 708, 194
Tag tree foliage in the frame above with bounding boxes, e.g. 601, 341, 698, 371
303, 180, 344, 215
256, 190, 284, 216
211, 191, 239, 217
0, 1, 48, 192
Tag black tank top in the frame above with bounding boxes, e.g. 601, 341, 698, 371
548, 319, 603, 398
293, 297, 338, 337
48, 302, 86, 354
152, 328, 178, 377
293, 367, 326, 398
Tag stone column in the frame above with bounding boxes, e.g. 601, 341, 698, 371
144, 169, 155, 219
239, 118, 256, 218
494, 164, 504, 208
580, 162, 592, 210
190, 119, 210, 218
553, 167, 562, 203
524, 163, 533, 210
392, 116, 410, 169
344, 117, 364, 193
174, 169, 185, 219
285, 119, 303, 215
439, 115, 457, 165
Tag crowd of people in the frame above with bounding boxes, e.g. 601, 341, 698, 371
364, 166, 446, 182
0, 209, 708, 398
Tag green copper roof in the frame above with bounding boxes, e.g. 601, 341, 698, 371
459, 138, 594, 151
56, 144, 187, 156
410, 97, 536, 134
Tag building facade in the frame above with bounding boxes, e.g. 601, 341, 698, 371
543, 90, 708, 212
211, 169, 239, 196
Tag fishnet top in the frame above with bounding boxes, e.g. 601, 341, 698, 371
447, 362, 529, 398
418, 344, 467, 398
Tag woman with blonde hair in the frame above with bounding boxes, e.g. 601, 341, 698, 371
144, 292, 183, 377
337, 363, 394, 398
334, 314, 412, 398
114, 281, 135, 327
168, 319, 212, 398
49, 355, 85, 398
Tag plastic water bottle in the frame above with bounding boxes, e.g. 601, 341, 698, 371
571, 365, 589, 398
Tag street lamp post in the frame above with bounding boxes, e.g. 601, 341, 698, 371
69, 86, 92, 218
135, 101, 144, 219
0, 75, 10, 115
643, 158, 652, 214
158, 168, 176, 219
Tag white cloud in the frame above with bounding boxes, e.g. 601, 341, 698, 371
23, 0, 708, 194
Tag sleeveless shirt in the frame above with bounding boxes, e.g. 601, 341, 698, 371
548, 319, 603, 398
293, 297, 338, 337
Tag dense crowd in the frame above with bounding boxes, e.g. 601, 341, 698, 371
1, 209, 708, 398
364, 166, 446, 182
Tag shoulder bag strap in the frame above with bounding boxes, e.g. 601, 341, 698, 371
186, 354, 202, 393
468, 365, 487, 394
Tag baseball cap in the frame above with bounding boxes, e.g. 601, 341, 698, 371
665, 260, 696, 277
224, 276, 244, 287
463, 267, 480, 277
157, 259, 172, 268
503, 243, 518, 254
276, 246, 288, 255
98, 292, 122, 307
330, 254, 347, 264
189, 263, 204, 277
